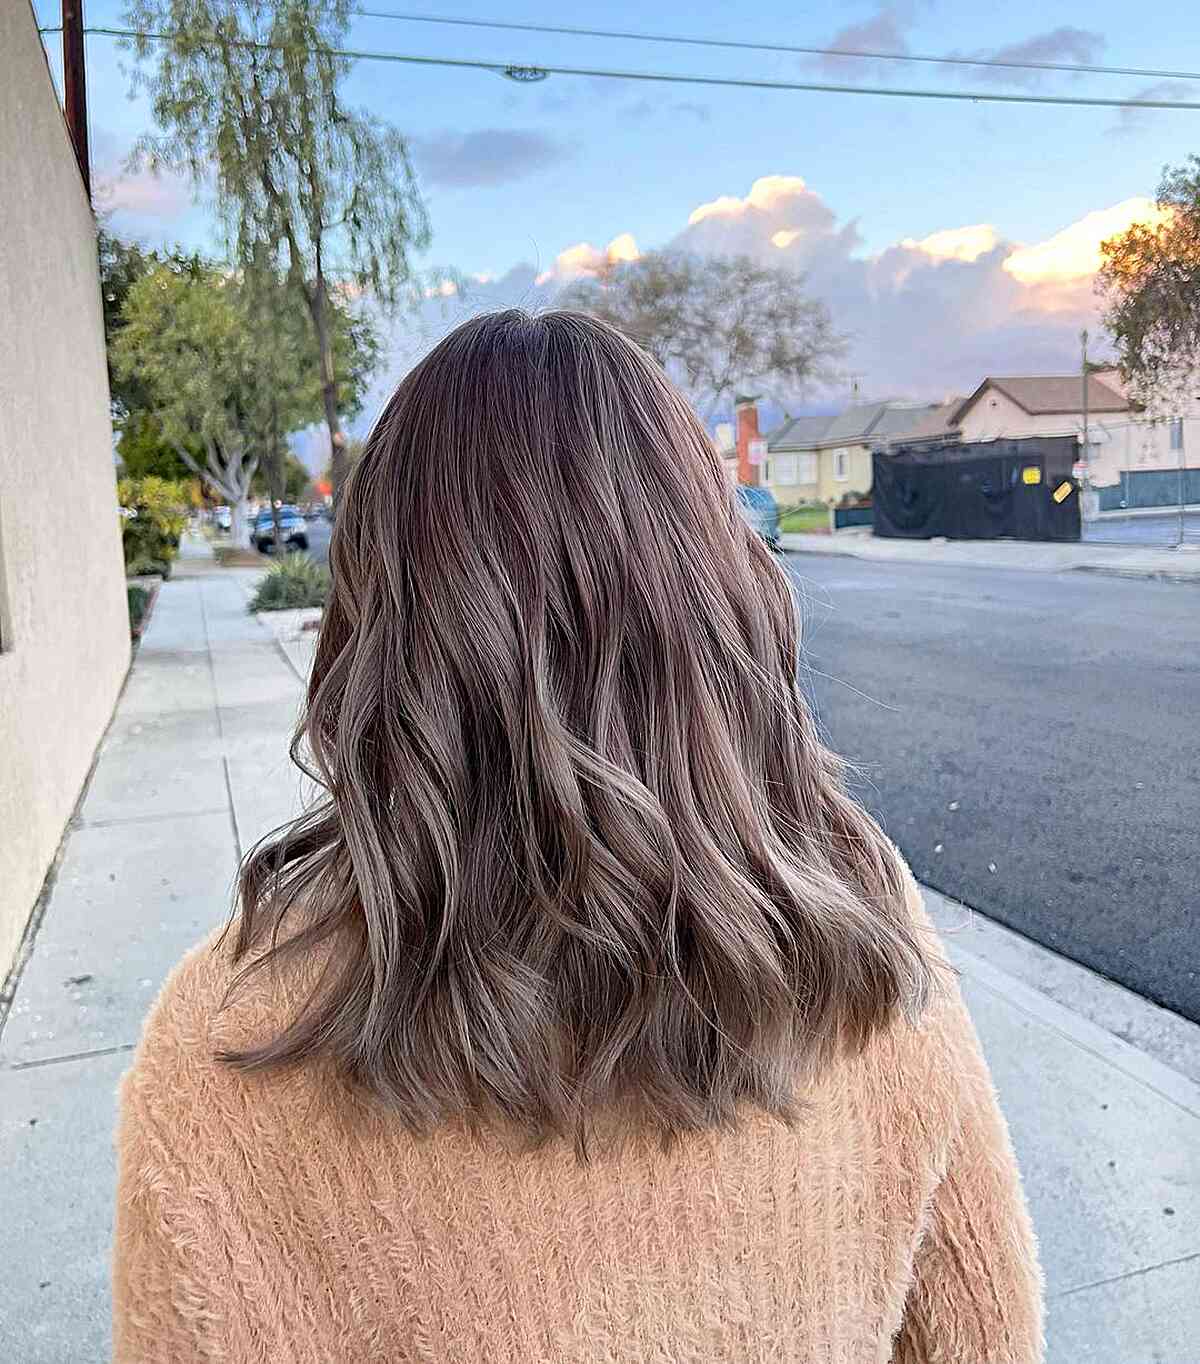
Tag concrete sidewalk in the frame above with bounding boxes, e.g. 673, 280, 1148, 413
2, 538, 1198, 1361
781, 527, 1200, 582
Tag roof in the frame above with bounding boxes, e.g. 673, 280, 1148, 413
768, 399, 963, 452
953, 375, 1128, 425
768, 401, 894, 451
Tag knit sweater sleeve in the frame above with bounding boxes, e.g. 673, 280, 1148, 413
112, 1066, 209, 1362
890, 883, 1045, 1363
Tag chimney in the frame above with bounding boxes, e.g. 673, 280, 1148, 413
735, 394, 762, 487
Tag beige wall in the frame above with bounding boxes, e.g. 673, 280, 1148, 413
956, 388, 1074, 442
958, 384, 1199, 488
764, 443, 872, 504
0, 3, 130, 976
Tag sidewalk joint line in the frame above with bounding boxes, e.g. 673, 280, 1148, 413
74, 807, 230, 830
9, 1042, 136, 1071
196, 577, 244, 863
1049, 1249, 1200, 1300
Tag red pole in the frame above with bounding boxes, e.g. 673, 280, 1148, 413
62, 0, 90, 199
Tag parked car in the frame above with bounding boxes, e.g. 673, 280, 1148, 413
250, 506, 309, 553
735, 485, 781, 550
213, 505, 231, 532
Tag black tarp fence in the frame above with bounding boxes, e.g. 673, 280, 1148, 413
873, 436, 1081, 541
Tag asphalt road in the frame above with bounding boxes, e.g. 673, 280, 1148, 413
305, 516, 332, 563
786, 554, 1200, 1021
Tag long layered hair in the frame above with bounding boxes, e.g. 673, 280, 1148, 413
228, 309, 932, 1151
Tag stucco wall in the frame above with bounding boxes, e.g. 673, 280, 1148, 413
958, 386, 1199, 488
764, 444, 873, 504
0, 3, 130, 977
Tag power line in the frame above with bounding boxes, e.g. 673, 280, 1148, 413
67, 26, 1200, 112
352, 8, 1200, 87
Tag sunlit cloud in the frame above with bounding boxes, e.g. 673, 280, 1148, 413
901, 224, 1000, 263
771, 229, 802, 249
1002, 197, 1169, 283
534, 232, 642, 284
688, 175, 809, 225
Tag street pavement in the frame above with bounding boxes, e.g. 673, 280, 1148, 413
305, 514, 332, 563
787, 553, 1200, 1022
1, 537, 1198, 1361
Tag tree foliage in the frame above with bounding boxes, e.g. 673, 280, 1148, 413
111, 254, 375, 543
124, 0, 428, 493
562, 251, 845, 419
1099, 157, 1200, 418
98, 226, 202, 422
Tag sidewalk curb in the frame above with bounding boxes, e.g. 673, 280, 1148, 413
947, 942, 1200, 1122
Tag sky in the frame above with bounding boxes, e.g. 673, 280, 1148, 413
34, 0, 1200, 440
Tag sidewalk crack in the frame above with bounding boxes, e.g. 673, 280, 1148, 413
1050, 1249, 1200, 1300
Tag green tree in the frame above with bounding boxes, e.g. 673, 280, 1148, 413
112, 256, 373, 545
125, 0, 429, 498
117, 411, 196, 482
1099, 157, 1200, 419
562, 251, 845, 421
98, 226, 202, 422
252, 451, 312, 502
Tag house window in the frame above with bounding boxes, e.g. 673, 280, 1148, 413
797, 453, 817, 484
1169, 418, 1184, 452
834, 449, 849, 481
773, 453, 798, 485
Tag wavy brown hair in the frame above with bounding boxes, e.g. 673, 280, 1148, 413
227, 309, 932, 1151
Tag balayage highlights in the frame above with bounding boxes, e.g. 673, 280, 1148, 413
227, 309, 933, 1151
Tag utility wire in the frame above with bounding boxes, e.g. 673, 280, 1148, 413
352, 8, 1200, 87
63, 26, 1200, 111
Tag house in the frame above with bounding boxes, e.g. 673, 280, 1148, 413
1, 3, 130, 979
758, 399, 960, 505
952, 374, 1198, 492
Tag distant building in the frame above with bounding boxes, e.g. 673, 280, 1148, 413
952, 373, 1198, 490
761, 399, 960, 505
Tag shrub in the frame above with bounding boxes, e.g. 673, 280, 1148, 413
248, 552, 329, 612
127, 583, 151, 636
118, 476, 190, 577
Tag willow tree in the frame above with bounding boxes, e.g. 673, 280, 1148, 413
1099, 157, 1200, 419
125, 0, 429, 496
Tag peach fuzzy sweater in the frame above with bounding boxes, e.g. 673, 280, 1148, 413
113, 873, 1043, 1363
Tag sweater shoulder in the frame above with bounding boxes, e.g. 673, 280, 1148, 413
118, 926, 331, 1156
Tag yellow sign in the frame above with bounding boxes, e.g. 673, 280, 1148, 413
1052, 481, 1073, 503
1022, 466, 1042, 485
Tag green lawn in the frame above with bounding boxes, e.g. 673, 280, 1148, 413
778, 505, 829, 533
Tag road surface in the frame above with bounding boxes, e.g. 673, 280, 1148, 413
786, 554, 1200, 1021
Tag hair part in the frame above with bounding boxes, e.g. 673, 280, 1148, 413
225, 309, 933, 1155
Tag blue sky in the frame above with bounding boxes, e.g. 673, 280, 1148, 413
33, 0, 1200, 414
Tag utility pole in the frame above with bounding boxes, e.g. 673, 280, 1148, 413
62, 0, 90, 199
1080, 328, 1090, 472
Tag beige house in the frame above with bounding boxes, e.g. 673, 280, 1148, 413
762, 400, 959, 505
952, 374, 1198, 489
0, 2, 130, 978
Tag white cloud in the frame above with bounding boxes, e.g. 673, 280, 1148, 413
360, 175, 1155, 430
688, 175, 809, 225
901, 224, 1000, 264
533, 232, 642, 285
1002, 198, 1169, 284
